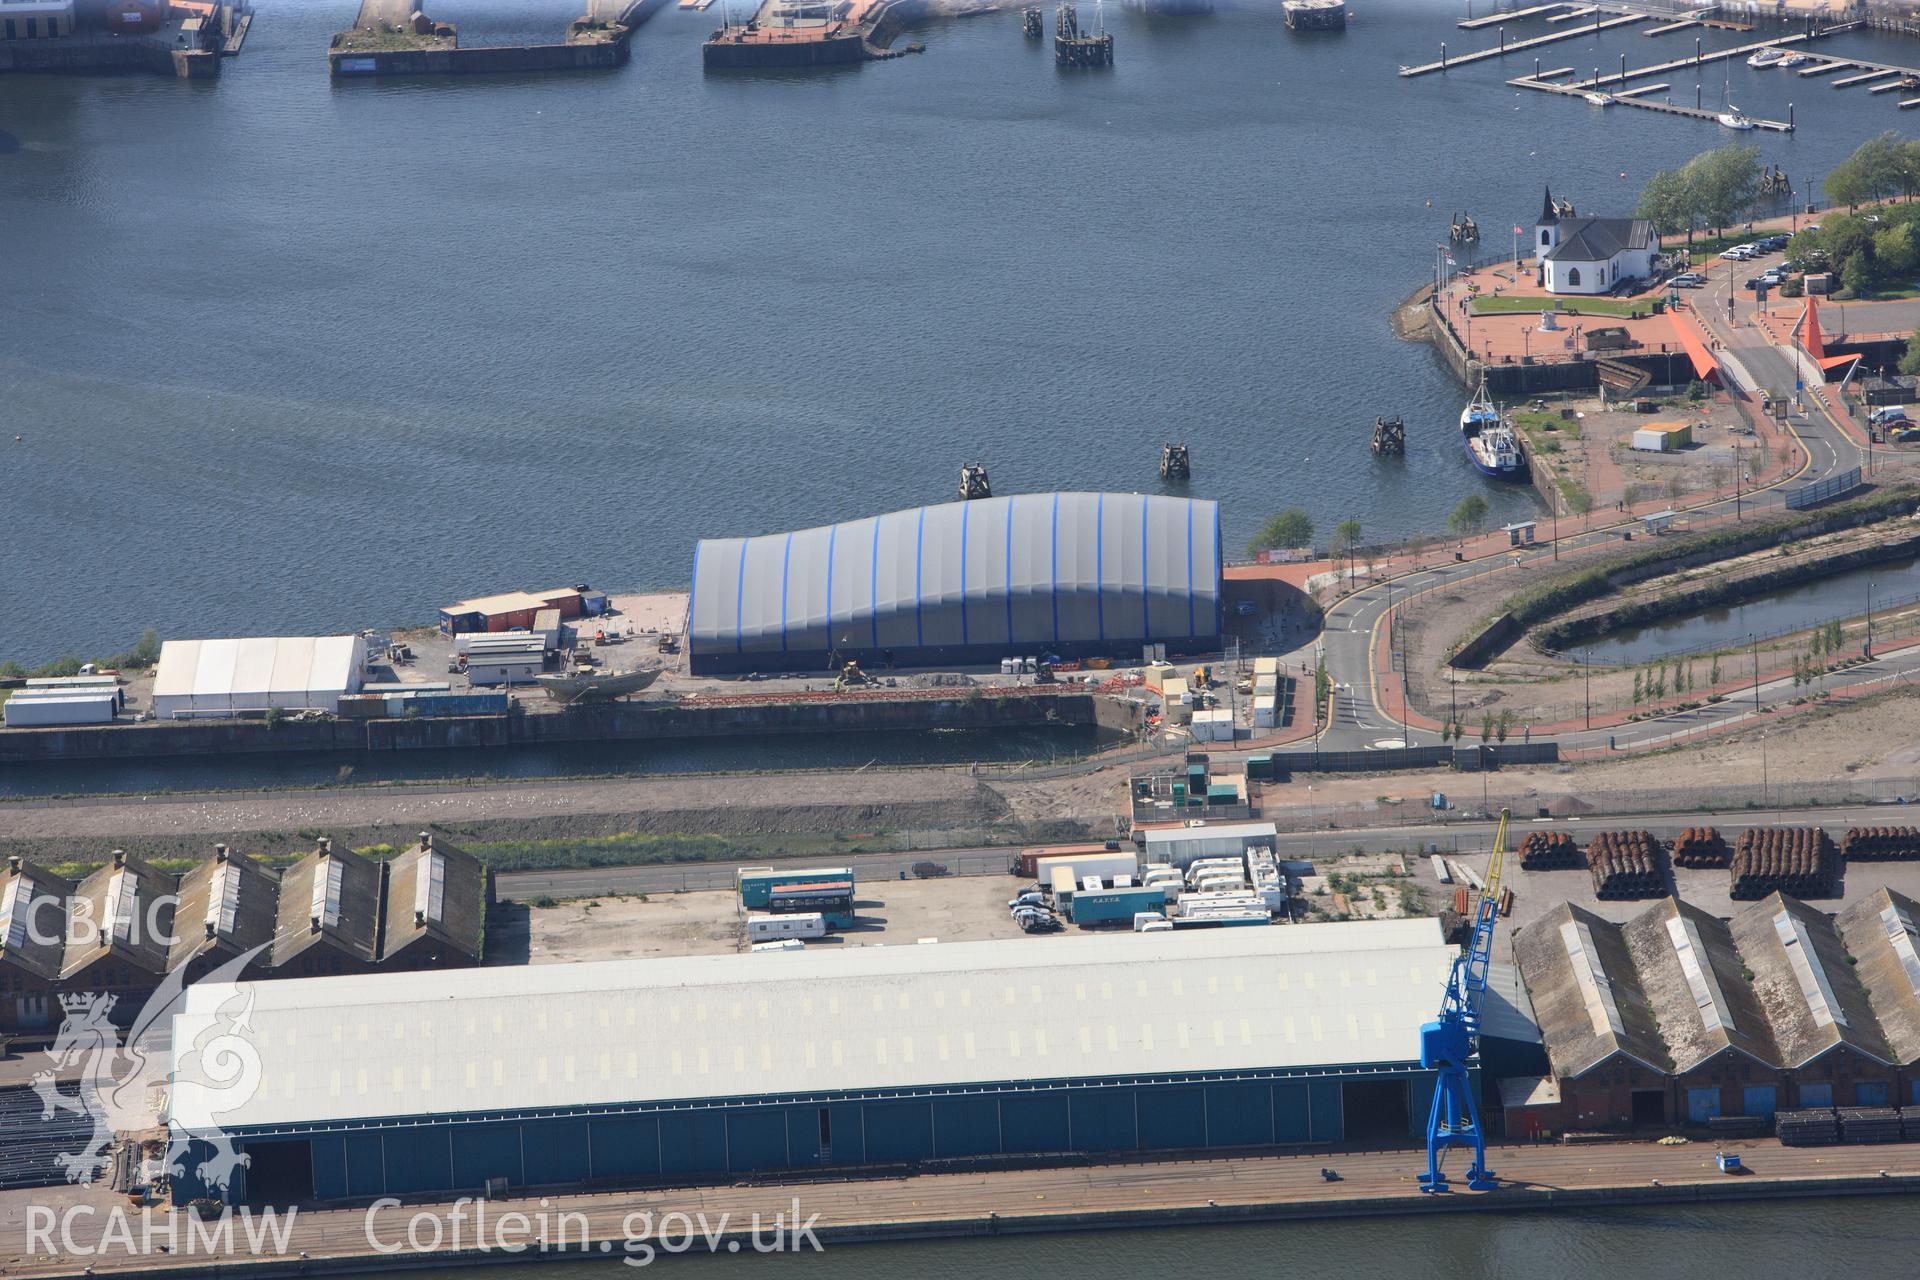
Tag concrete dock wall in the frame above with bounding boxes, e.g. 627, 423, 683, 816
0, 691, 1107, 764
330, 38, 629, 75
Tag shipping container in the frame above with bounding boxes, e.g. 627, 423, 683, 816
4, 690, 116, 727
406, 691, 510, 716
1069, 885, 1166, 927
1253, 656, 1279, 676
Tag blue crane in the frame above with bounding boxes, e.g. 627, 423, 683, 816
1418, 807, 1508, 1193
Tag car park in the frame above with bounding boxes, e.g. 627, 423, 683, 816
1894, 427, 1920, 444
1870, 406, 1910, 425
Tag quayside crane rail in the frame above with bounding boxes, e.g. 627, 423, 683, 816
1418, 806, 1508, 1193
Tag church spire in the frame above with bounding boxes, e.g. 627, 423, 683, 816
1540, 185, 1558, 224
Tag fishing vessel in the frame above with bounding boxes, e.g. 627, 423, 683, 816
1459, 377, 1526, 479
534, 666, 663, 703
1745, 47, 1783, 68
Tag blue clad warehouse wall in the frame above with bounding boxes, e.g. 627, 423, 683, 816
204, 1071, 1432, 1203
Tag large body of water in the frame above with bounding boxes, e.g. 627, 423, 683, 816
372, 1195, 1920, 1278
4, 0, 1915, 665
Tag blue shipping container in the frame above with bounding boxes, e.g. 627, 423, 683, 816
1071, 886, 1166, 926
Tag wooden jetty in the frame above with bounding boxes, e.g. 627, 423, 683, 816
1799, 58, 1849, 76
1459, 3, 1566, 30
1613, 80, 1669, 96
1868, 78, 1910, 94
1643, 17, 1696, 36
1546, 5, 1596, 22
1901, 96, 1920, 109
1833, 68, 1888, 87
1568, 30, 1813, 88
1402, 12, 1643, 77
1514, 74, 1793, 130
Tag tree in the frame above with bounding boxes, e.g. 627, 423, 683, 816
1876, 224, 1919, 279
1634, 165, 1694, 240
1682, 143, 1762, 233
1249, 507, 1314, 556
1479, 714, 1493, 743
1448, 494, 1489, 538
1710, 655, 1722, 687
1842, 250, 1875, 299
1899, 331, 1920, 377
1632, 671, 1643, 707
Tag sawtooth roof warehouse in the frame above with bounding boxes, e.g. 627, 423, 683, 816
172, 921, 1455, 1204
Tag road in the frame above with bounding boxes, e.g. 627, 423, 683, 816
1315, 243, 1872, 754
490, 798, 1920, 900
9, 1136, 1920, 1278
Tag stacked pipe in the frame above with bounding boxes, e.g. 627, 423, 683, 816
1902, 1111, 1920, 1142
1670, 826, 1730, 869
1841, 826, 1920, 862
1518, 830, 1584, 870
1775, 1107, 1840, 1146
1729, 828, 1838, 899
1586, 830, 1667, 900
1838, 1106, 1903, 1144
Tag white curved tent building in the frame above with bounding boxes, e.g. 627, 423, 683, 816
688, 492, 1222, 675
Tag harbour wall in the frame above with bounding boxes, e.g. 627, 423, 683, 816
0, 690, 1133, 764
329, 36, 629, 76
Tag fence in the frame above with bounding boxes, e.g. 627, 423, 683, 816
1262, 775, 1920, 841
1786, 466, 1864, 511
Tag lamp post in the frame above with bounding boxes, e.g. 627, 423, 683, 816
1761, 730, 1770, 818
1868, 579, 1875, 658
1751, 631, 1761, 711
1522, 324, 1533, 362
1584, 648, 1592, 729
1308, 783, 1316, 858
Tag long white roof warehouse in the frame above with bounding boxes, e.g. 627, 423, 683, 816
151, 635, 366, 718
173, 919, 1454, 1133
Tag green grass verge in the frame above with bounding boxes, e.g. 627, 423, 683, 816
1470, 295, 1639, 318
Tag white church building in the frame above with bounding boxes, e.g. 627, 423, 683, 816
1535, 187, 1661, 296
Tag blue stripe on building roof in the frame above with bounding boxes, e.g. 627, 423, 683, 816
778, 532, 794, 652
734, 540, 748, 654
869, 517, 882, 649
1003, 498, 1016, 644
958, 501, 970, 645
824, 523, 837, 652
913, 507, 927, 648
1050, 493, 1061, 644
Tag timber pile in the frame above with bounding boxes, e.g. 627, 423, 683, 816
1587, 830, 1666, 900
1838, 1107, 1903, 1144
1841, 826, 1920, 862
1670, 826, 1730, 869
1729, 828, 1838, 899
1776, 1107, 1840, 1146
1519, 830, 1584, 870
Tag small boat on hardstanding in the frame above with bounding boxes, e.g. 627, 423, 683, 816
1746, 47, 1783, 68
534, 666, 663, 704
1459, 377, 1526, 480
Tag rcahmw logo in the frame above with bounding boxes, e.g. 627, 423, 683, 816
363, 1198, 825, 1267
29, 940, 277, 1267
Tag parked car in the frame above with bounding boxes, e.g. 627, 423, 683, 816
1894, 427, 1920, 444
1671, 273, 1705, 288
1870, 405, 1910, 425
